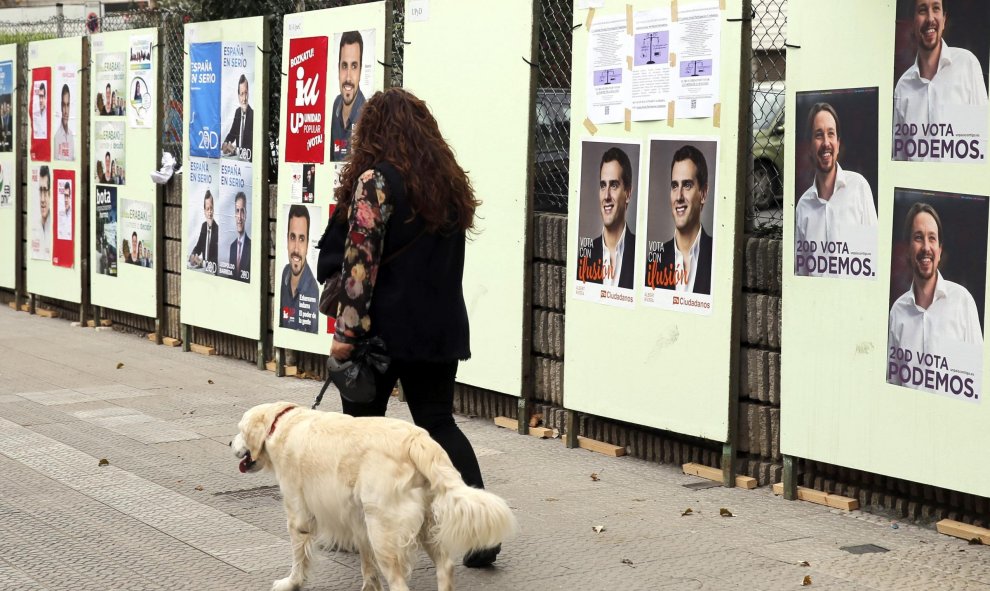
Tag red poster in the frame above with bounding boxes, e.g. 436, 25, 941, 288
52, 169, 74, 268
285, 36, 328, 163
30, 67, 52, 161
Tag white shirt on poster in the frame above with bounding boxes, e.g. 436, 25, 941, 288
674, 228, 701, 293
54, 124, 74, 161
601, 224, 627, 288
893, 40, 988, 156
57, 206, 71, 240
887, 272, 984, 386
794, 165, 877, 276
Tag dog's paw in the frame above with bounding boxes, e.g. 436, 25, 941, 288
271, 577, 300, 591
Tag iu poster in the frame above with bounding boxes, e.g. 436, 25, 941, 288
286, 36, 328, 163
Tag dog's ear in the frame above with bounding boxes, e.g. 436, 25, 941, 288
240, 405, 271, 460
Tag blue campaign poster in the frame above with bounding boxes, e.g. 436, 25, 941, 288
189, 42, 221, 158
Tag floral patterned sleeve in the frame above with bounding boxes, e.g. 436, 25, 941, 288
335, 169, 392, 344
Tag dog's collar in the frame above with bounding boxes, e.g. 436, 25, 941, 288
267, 406, 298, 439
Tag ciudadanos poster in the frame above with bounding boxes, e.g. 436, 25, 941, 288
189, 42, 221, 159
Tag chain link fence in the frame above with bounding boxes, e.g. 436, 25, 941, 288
747, 0, 786, 236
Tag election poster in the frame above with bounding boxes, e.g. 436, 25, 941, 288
278, 204, 321, 333
891, 0, 990, 162
0, 158, 11, 208
94, 52, 126, 117
0, 60, 12, 153
51, 169, 73, 268
95, 185, 117, 277
52, 65, 78, 162
186, 157, 220, 276
94, 121, 126, 185
631, 8, 671, 122
120, 198, 154, 269
672, 1, 720, 119
30, 67, 51, 161
642, 136, 718, 314
573, 138, 640, 309
286, 35, 328, 163
886, 189, 988, 403
219, 42, 255, 162
189, 42, 222, 159
586, 13, 630, 125
793, 87, 879, 279
330, 29, 376, 162
216, 161, 252, 283
127, 34, 155, 128
29, 166, 51, 261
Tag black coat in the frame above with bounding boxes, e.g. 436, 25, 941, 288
657, 229, 713, 295
318, 162, 470, 362
228, 234, 251, 282
588, 226, 637, 289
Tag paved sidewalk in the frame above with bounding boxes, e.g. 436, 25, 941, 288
1, 306, 989, 591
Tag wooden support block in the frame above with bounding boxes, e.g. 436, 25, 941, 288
36, 308, 58, 318
189, 343, 216, 356
284, 365, 298, 377
147, 332, 156, 341
266, 360, 277, 372
100, 319, 112, 327
682, 463, 757, 489
528, 426, 553, 439
162, 337, 181, 347
6, 301, 13, 309
936, 519, 990, 545
494, 416, 553, 438
494, 416, 518, 430
88, 320, 97, 328
772, 483, 859, 511
577, 436, 626, 457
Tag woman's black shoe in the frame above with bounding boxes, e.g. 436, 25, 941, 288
463, 544, 501, 568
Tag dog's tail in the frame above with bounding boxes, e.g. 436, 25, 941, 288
408, 432, 517, 554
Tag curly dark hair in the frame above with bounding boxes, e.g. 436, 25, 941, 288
333, 88, 480, 233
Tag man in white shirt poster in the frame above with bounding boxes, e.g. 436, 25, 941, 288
887, 197, 986, 401
794, 100, 878, 278
892, 0, 990, 162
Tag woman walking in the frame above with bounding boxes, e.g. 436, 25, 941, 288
318, 88, 500, 568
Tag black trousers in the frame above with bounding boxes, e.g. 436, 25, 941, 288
340, 359, 485, 489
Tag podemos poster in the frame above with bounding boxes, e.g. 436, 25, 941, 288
886, 189, 988, 402
891, 0, 990, 162
793, 87, 879, 279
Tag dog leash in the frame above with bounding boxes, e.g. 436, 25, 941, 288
312, 372, 334, 410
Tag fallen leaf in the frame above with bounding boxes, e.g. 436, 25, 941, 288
98, 458, 109, 467
621, 558, 633, 566
590, 473, 600, 482
592, 525, 605, 534
529, 413, 543, 428
207, 379, 214, 385
969, 537, 983, 545
115, 362, 124, 369
801, 575, 812, 586
797, 561, 810, 567
194, 485, 204, 491
719, 508, 734, 517
632, 498, 647, 502
681, 508, 693, 516
544, 497, 559, 502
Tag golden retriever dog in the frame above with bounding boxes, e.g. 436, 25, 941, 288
232, 402, 517, 591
